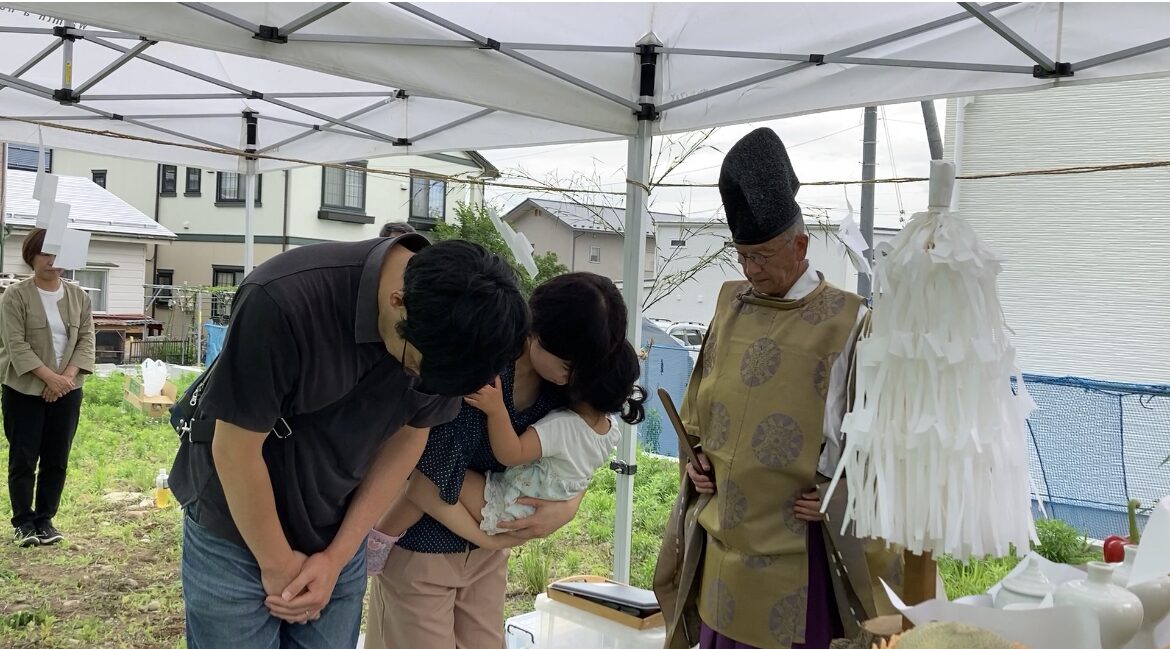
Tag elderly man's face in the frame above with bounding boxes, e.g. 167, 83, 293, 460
733, 231, 809, 297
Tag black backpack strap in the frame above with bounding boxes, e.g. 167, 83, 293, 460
171, 357, 218, 443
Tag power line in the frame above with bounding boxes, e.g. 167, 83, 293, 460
9, 115, 1170, 197
879, 106, 906, 219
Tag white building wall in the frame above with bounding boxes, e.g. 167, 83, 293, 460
286, 153, 485, 242
2, 232, 147, 314
158, 169, 286, 239
87, 239, 149, 314
48, 150, 157, 217
945, 78, 1170, 384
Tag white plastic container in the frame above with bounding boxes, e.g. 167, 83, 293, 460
505, 610, 540, 649
535, 593, 666, 649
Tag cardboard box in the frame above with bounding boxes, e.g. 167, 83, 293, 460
124, 375, 177, 419
545, 575, 664, 631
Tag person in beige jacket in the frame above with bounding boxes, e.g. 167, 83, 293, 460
0, 228, 95, 548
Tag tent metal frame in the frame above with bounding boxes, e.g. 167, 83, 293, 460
4, 0, 1170, 582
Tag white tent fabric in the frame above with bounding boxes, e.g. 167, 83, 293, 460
4, 2, 1170, 584
4, 3, 1170, 170
0, 9, 612, 172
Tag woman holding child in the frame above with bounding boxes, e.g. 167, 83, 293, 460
365, 271, 645, 649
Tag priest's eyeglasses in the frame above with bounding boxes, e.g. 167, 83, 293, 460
726, 244, 776, 267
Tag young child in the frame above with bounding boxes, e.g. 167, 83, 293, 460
367, 280, 646, 569
399, 377, 642, 553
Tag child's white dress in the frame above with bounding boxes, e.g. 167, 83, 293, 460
480, 409, 621, 534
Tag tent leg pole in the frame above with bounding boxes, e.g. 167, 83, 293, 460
614, 117, 652, 585
244, 162, 256, 275
1, 142, 7, 274
243, 111, 258, 276
857, 106, 878, 299
61, 34, 74, 92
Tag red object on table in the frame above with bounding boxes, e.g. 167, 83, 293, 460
1103, 499, 1143, 563
1103, 536, 1129, 563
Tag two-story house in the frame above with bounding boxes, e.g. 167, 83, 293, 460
502, 198, 660, 285
21, 145, 497, 290
151, 151, 499, 293
3, 145, 177, 363
13, 143, 498, 348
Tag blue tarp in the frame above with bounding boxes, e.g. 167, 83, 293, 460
203, 322, 227, 366
639, 353, 1170, 540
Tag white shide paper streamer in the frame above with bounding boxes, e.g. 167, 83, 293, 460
487, 206, 538, 278
837, 189, 872, 278
30, 127, 90, 270
824, 160, 1037, 561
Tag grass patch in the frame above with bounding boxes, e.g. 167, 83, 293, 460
0, 372, 189, 648
937, 554, 1021, 599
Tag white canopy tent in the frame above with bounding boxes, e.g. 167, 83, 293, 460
3, 2, 1170, 583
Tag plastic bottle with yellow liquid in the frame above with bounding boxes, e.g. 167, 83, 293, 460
154, 468, 172, 508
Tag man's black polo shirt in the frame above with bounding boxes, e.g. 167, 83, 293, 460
170, 234, 462, 555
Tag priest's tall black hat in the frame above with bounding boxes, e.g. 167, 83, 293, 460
719, 127, 802, 246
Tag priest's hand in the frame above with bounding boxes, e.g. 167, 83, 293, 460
793, 488, 825, 522
686, 453, 715, 493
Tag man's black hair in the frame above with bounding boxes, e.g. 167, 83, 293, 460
400, 240, 529, 396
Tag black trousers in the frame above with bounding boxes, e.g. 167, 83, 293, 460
2, 385, 83, 528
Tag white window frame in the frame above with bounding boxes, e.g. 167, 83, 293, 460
322, 162, 367, 213
589, 246, 602, 264
68, 268, 109, 313
409, 172, 447, 222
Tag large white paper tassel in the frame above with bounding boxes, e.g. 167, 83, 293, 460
825, 160, 1037, 560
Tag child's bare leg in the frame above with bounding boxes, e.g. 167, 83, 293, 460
407, 470, 519, 550
368, 476, 424, 576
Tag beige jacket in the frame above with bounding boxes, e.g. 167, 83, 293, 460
0, 277, 96, 396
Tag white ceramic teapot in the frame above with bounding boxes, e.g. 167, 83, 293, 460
1111, 544, 1170, 649
1053, 561, 1144, 649
995, 555, 1055, 609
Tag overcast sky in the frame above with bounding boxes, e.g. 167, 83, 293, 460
482, 100, 947, 231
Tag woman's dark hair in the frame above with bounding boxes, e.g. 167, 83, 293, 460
21, 228, 47, 267
530, 272, 646, 425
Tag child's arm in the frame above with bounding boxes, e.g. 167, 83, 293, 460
373, 474, 425, 537
465, 377, 543, 467
404, 470, 525, 551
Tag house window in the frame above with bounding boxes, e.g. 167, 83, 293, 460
6, 144, 51, 172
68, 269, 108, 312
186, 168, 202, 196
211, 266, 245, 321
216, 172, 262, 205
322, 162, 366, 212
589, 246, 602, 264
670, 239, 686, 247
409, 173, 446, 223
154, 269, 174, 300
160, 165, 178, 195
91, 170, 107, 188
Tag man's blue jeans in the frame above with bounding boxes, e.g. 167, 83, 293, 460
181, 511, 367, 649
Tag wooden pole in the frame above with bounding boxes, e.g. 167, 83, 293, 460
901, 550, 937, 630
